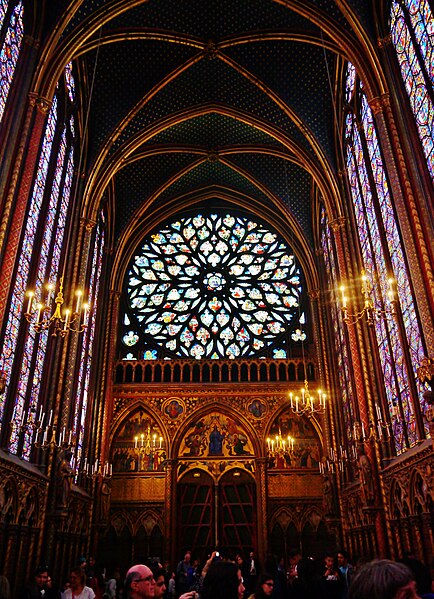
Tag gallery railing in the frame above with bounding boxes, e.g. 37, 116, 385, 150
114, 356, 317, 385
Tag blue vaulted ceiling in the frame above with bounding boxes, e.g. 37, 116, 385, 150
51, 0, 383, 249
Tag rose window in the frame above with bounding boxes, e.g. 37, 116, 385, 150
126, 212, 304, 359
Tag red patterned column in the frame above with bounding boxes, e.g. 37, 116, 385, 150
330, 217, 391, 557
0, 94, 51, 329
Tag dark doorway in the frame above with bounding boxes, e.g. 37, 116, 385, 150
177, 468, 257, 561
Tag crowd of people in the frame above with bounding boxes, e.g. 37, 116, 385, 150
1, 548, 433, 599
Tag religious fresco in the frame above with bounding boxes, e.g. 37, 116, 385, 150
179, 413, 254, 458
162, 398, 184, 420
111, 411, 166, 473
248, 398, 267, 419
267, 411, 321, 470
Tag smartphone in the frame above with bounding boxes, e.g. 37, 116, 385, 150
215, 551, 219, 557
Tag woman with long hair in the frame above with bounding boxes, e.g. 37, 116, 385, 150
247, 573, 275, 599
201, 561, 245, 599
63, 567, 95, 599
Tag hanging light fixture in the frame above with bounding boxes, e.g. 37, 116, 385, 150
266, 429, 295, 459
340, 270, 397, 326
288, 312, 326, 417
134, 425, 164, 454
81, 457, 112, 479
24, 277, 89, 336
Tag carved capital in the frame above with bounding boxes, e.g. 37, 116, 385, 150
35, 96, 52, 114
0, 370, 6, 394
369, 94, 390, 116
80, 218, 97, 233
328, 216, 346, 232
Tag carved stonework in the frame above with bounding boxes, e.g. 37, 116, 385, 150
80, 217, 97, 233
417, 357, 434, 384
35, 96, 52, 114
382, 446, 434, 517
0, 454, 48, 526
109, 507, 164, 537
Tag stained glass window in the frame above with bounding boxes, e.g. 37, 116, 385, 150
0, 64, 76, 458
320, 207, 355, 459
345, 64, 427, 454
124, 212, 306, 360
391, 0, 434, 179
0, 1, 24, 126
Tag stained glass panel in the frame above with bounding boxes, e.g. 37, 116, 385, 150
391, 0, 434, 179
0, 1, 23, 125
2, 97, 58, 446
1, 61, 77, 457
345, 64, 427, 453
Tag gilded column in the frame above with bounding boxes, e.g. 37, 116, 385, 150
255, 457, 267, 563
100, 290, 121, 464
308, 287, 331, 450
165, 458, 178, 564
62, 218, 96, 426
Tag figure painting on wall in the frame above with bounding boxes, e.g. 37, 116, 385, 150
248, 399, 266, 418
112, 447, 166, 472
179, 412, 254, 458
184, 419, 207, 456
111, 410, 166, 473
224, 418, 253, 456
115, 412, 152, 440
164, 399, 184, 419
209, 425, 225, 455
268, 411, 321, 470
